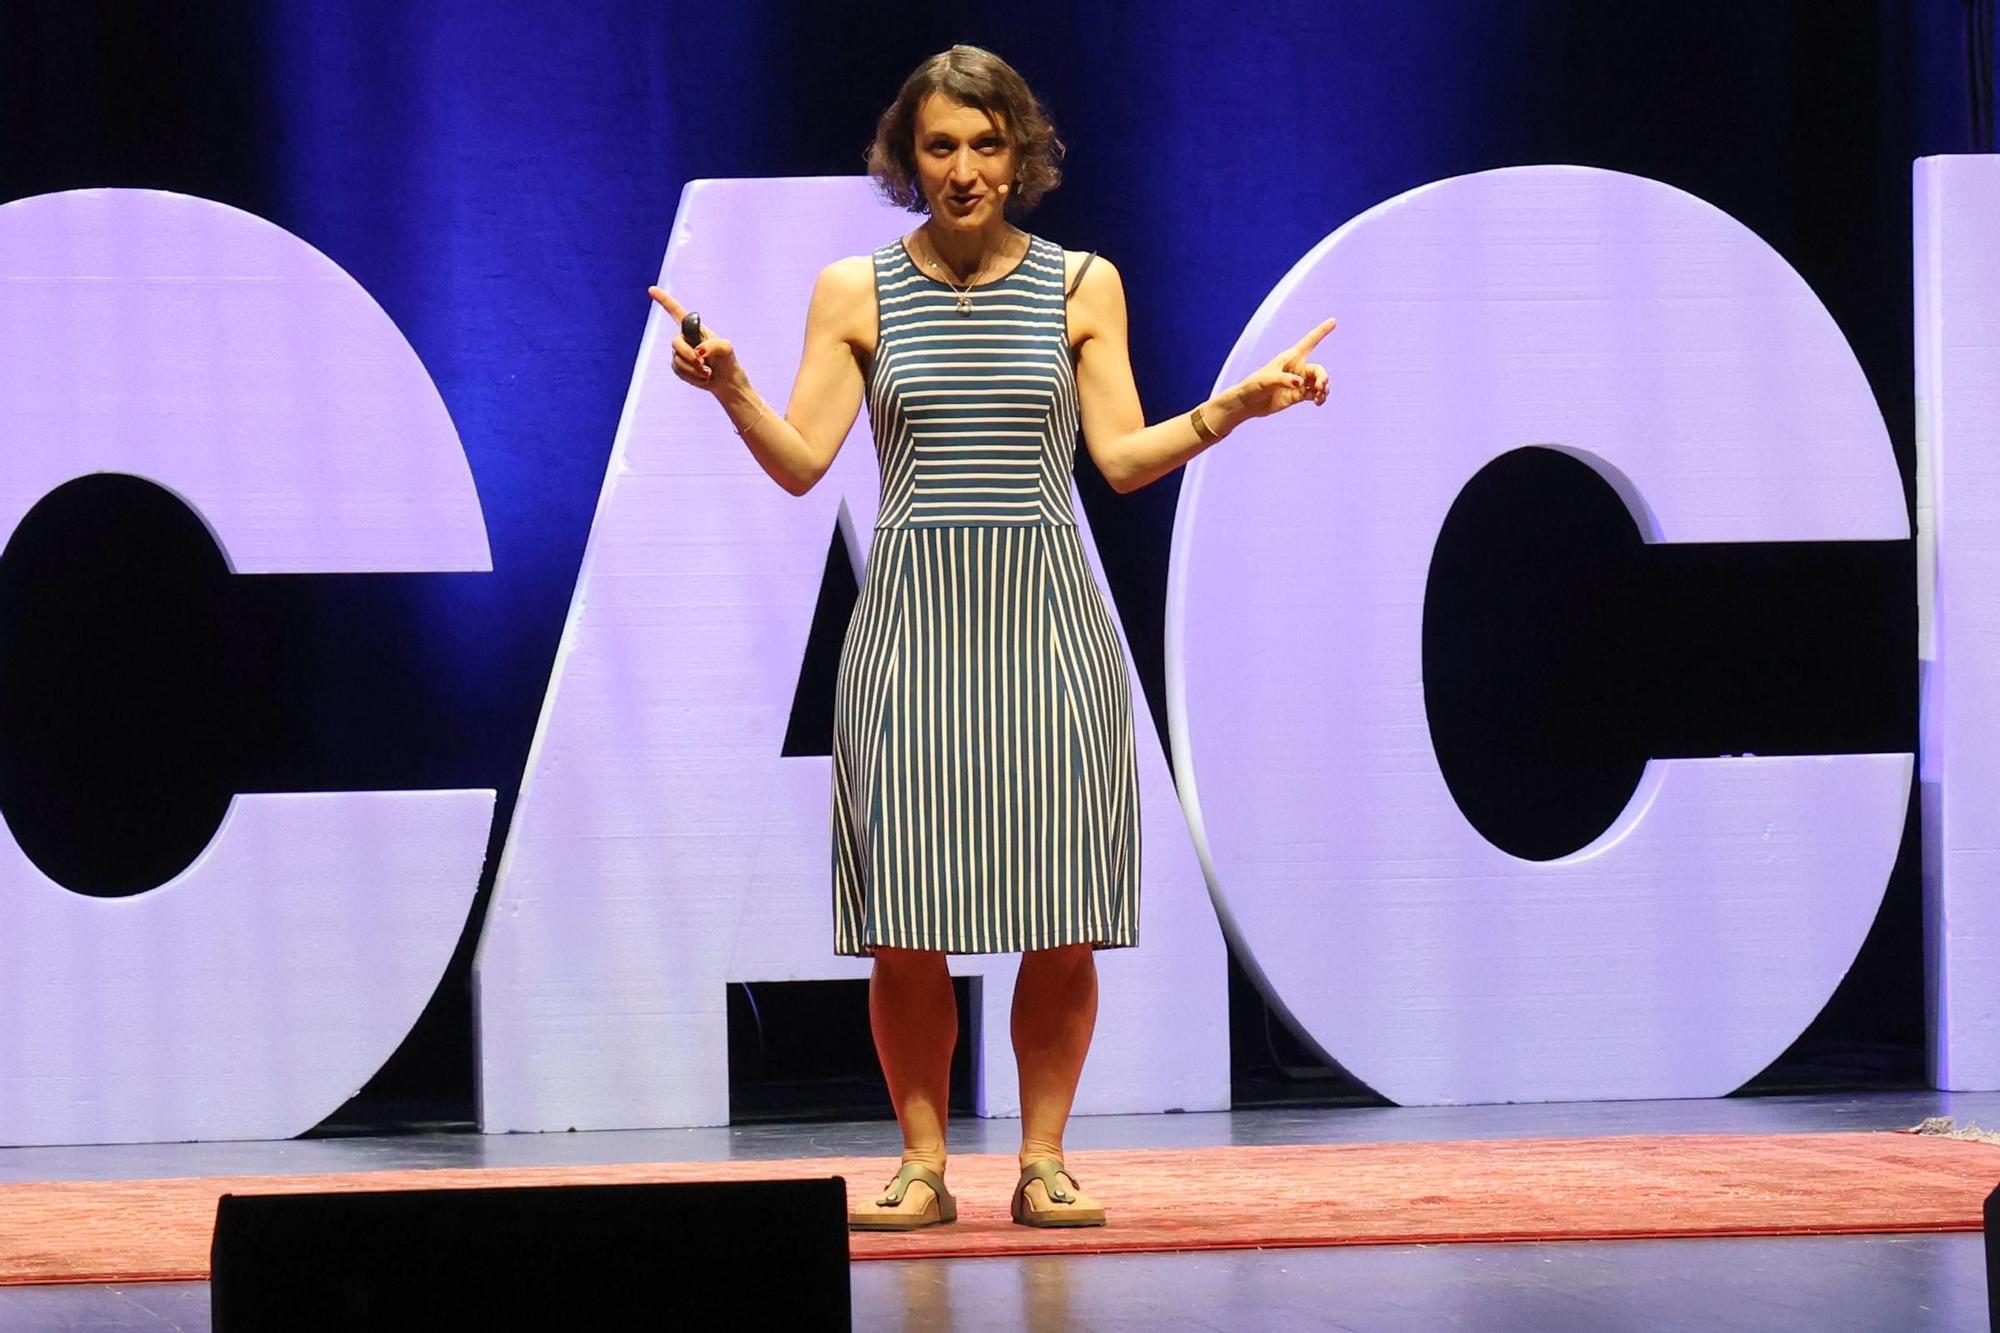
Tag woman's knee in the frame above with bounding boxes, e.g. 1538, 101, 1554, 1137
1018, 943, 1095, 979
873, 947, 950, 980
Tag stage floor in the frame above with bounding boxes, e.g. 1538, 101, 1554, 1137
2, 1089, 1994, 1330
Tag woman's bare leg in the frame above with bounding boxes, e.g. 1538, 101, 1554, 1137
1012, 943, 1102, 1216
855, 947, 956, 1220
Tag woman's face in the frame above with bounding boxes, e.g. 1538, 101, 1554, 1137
912, 93, 1016, 232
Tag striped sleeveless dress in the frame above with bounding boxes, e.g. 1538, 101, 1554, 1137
830, 233, 1140, 956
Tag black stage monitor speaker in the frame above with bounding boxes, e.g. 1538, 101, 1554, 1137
1987, 1181, 1998, 1333
211, 1175, 850, 1332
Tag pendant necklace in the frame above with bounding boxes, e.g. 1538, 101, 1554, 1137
922, 237, 991, 316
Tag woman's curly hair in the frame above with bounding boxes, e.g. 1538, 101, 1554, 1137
866, 45, 1065, 216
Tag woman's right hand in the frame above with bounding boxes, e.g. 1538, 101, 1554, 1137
648, 287, 740, 392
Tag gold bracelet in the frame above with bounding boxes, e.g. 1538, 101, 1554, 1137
1189, 404, 1221, 444
732, 402, 766, 437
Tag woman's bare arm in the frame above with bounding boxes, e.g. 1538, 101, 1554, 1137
649, 256, 876, 496
1068, 254, 1332, 494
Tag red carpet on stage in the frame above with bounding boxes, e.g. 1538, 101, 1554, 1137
1, 1132, 1993, 1284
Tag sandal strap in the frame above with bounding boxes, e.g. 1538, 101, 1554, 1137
1016, 1156, 1079, 1205
876, 1161, 948, 1208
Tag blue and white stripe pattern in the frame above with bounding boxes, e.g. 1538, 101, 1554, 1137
831, 234, 1140, 955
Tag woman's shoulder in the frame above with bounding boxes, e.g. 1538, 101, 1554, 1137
810, 255, 879, 311
1061, 247, 1121, 299
816, 254, 878, 290
805, 256, 879, 344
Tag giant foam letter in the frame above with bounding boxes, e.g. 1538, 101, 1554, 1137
1169, 166, 1911, 1104
0, 190, 495, 1144
1916, 153, 2000, 1091
474, 178, 1226, 1131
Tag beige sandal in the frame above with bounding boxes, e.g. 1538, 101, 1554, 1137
1010, 1157, 1106, 1228
847, 1162, 957, 1232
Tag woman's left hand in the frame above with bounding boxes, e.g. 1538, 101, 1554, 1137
1227, 318, 1335, 420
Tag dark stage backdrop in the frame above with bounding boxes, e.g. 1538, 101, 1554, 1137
0, 1, 1990, 1128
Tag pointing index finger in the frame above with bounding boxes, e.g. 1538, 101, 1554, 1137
1288, 317, 1338, 361
647, 286, 687, 320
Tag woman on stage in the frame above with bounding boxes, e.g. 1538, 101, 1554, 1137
650, 44, 1332, 1231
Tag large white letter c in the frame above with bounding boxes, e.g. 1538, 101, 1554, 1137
1169, 167, 1911, 1105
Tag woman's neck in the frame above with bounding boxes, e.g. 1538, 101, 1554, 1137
920, 219, 1022, 285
